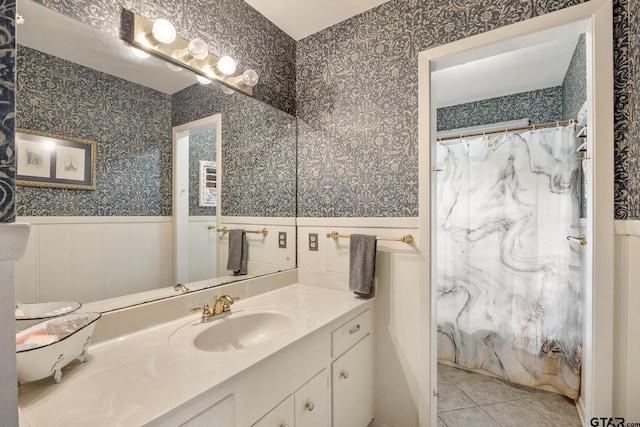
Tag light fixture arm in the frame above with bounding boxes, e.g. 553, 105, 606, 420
120, 9, 256, 95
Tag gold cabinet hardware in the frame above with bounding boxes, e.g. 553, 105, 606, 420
566, 235, 587, 246
340, 370, 349, 379
305, 401, 315, 411
279, 425, 289, 427
348, 324, 360, 334
207, 225, 215, 230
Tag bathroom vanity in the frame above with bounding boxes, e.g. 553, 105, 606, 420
17, 273, 373, 426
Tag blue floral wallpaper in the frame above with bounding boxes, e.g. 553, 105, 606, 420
437, 87, 563, 132
16, 46, 172, 216
173, 83, 296, 217
562, 34, 587, 120
294, 0, 640, 219
1, 0, 640, 221
626, 0, 640, 219
0, 0, 15, 223
189, 129, 216, 217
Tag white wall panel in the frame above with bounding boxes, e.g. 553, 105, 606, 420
38, 224, 73, 302
15, 217, 172, 304
613, 221, 640, 421
73, 223, 104, 303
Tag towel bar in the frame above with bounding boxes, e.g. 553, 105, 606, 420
326, 230, 413, 244
215, 226, 269, 236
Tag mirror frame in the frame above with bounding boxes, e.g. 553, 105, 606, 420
418, 0, 614, 423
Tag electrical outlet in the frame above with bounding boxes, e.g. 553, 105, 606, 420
309, 233, 318, 251
278, 232, 287, 248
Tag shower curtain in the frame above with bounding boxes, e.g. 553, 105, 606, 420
436, 125, 582, 399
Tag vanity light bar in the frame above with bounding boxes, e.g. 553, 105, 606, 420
120, 9, 253, 95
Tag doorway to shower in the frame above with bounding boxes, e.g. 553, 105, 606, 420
417, 0, 615, 424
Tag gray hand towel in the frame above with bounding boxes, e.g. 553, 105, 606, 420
349, 234, 377, 298
226, 229, 248, 276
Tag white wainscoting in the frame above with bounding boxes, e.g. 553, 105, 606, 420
15, 216, 173, 304
613, 221, 640, 420
188, 216, 217, 282
218, 216, 296, 277
296, 217, 421, 427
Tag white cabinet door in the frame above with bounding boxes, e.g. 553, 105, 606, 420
252, 395, 294, 427
180, 394, 234, 427
332, 335, 373, 427
294, 369, 331, 427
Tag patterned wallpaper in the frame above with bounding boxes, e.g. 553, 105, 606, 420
173, 83, 296, 217
562, 34, 587, 120
437, 87, 563, 132
189, 129, 216, 217
296, 0, 640, 219
0, 0, 16, 223
16, 46, 172, 216
1, 0, 640, 221
624, 0, 640, 219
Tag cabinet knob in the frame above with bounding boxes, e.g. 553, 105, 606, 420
305, 401, 315, 411
348, 324, 361, 334
280, 425, 289, 427
341, 370, 349, 379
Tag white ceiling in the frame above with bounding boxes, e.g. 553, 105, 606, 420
244, 0, 391, 41
432, 35, 581, 108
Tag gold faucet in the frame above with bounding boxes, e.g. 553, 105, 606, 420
173, 283, 189, 294
213, 295, 237, 315
191, 296, 239, 323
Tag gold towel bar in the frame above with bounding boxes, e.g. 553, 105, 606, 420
214, 226, 269, 236
326, 230, 414, 244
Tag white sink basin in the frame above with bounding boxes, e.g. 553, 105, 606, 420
193, 310, 294, 352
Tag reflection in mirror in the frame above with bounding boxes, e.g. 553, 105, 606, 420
13, 0, 297, 313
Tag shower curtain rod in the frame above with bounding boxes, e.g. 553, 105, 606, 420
437, 119, 575, 142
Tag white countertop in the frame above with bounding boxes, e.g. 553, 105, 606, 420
18, 284, 370, 426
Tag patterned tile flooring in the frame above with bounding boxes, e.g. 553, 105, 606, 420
437, 363, 582, 427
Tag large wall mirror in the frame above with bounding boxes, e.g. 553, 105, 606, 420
14, 0, 297, 312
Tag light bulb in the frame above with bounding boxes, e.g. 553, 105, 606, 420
219, 85, 235, 95
188, 38, 208, 60
217, 55, 237, 75
151, 19, 176, 44
241, 69, 259, 87
196, 75, 212, 85
130, 46, 150, 59
166, 62, 182, 72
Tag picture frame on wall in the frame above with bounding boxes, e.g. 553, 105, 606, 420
16, 128, 96, 190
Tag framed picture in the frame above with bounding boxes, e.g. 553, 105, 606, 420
16, 128, 96, 190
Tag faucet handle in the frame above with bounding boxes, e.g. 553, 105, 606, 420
191, 303, 212, 317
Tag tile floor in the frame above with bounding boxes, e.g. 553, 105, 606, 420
437, 363, 582, 427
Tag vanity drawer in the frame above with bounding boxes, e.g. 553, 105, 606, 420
331, 309, 371, 357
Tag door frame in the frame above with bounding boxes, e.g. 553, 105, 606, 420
172, 114, 222, 284
417, 0, 614, 424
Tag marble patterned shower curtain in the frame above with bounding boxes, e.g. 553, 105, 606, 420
436, 125, 583, 399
